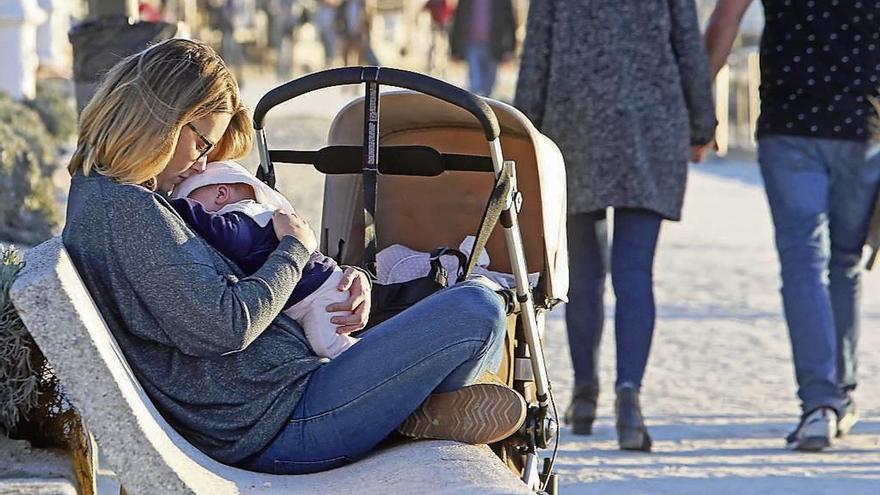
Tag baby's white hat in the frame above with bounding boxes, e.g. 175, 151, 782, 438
171, 160, 295, 213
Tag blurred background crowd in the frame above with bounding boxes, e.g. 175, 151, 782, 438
86, 0, 529, 90
11, 1, 767, 155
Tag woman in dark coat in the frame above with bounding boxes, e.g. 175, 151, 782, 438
515, 0, 717, 451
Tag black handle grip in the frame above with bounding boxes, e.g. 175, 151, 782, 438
252, 66, 501, 141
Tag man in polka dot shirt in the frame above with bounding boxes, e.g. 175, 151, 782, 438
705, 0, 880, 452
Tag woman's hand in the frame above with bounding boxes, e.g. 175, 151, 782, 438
272, 210, 317, 253
689, 139, 718, 163
327, 267, 372, 334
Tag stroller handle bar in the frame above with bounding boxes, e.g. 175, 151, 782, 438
253, 66, 502, 141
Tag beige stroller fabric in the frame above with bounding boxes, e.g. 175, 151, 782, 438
320, 91, 569, 304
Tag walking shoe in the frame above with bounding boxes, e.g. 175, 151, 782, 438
786, 407, 838, 451
837, 397, 859, 438
615, 383, 652, 452
398, 372, 527, 445
563, 384, 598, 435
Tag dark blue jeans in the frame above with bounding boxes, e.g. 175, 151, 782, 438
239, 282, 507, 474
565, 208, 663, 391
758, 136, 880, 415
466, 42, 498, 97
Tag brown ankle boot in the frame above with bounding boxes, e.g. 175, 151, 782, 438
397, 372, 527, 444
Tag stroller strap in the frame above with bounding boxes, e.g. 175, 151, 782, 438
269, 146, 495, 176
363, 81, 380, 276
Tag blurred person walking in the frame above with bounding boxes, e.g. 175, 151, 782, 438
313, 0, 341, 67
705, 0, 880, 451
424, 0, 454, 76
515, 0, 716, 451
216, 0, 250, 84
265, 0, 306, 78
450, 0, 516, 97
339, 0, 380, 66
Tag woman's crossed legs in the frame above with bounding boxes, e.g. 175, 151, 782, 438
241, 282, 508, 474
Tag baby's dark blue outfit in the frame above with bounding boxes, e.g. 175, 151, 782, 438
170, 198, 336, 308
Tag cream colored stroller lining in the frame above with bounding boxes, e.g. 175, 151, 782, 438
321, 91, 568, 307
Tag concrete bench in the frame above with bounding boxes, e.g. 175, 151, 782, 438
10, 237, 530, 495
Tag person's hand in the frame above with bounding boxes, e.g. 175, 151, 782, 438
326, 267, 372, 334
272, 210, 318, 253
689, 140, 717, 163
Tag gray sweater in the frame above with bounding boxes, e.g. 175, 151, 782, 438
514, 0, 716, 220
61, 171, 322, 464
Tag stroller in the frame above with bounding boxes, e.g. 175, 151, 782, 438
253, 67, 568, 493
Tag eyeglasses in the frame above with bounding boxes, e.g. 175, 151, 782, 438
186, 122, 214, 162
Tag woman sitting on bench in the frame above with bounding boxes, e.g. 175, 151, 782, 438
61, 38, 526, 474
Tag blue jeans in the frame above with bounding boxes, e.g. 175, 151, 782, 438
758, 135, 880, 415
466, 43, 498, 97
239, 282, 507, 474
565, 209, 663, 391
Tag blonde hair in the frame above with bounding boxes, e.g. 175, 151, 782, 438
68, 38, 253, 188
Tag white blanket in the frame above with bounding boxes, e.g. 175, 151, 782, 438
377, 237, 539, 289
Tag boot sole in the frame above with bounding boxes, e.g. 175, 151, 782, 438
398, 383, 527, 444
789, 435, 831, 452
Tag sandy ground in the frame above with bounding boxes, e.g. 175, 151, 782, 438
239, 74, 880, 493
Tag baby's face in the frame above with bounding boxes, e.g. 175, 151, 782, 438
188, 183, 254, 212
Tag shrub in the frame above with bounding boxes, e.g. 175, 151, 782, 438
0, 122, 59, 245
0, 87, 70, 245
0, 247, 37, 432
0, 93, 56, 173
0, 246, 77, 447
24, 83, 77, 143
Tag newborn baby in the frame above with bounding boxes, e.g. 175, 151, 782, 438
170, 160, 357, 359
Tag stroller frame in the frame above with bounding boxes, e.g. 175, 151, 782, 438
253, 67, 558, 493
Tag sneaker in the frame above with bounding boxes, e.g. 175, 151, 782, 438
837, 398, 859, 438
397, 373, 527, 444
785, 407, 838, 451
